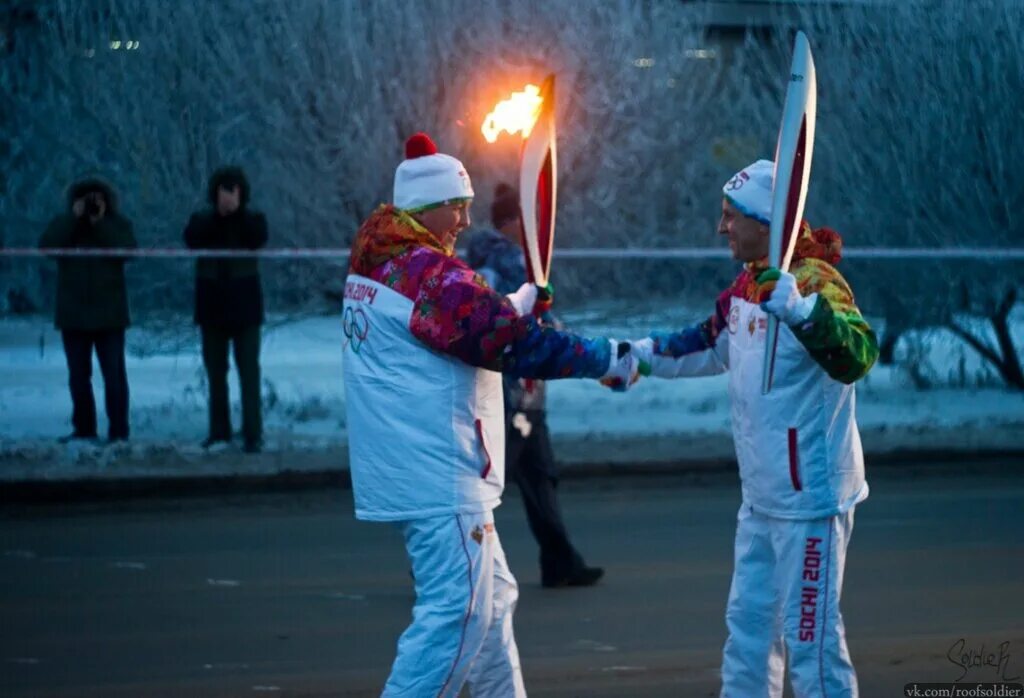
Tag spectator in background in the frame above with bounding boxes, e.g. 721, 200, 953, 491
466, 183, 605, 588
184, 167, 268, 453
39, 178, 136, 444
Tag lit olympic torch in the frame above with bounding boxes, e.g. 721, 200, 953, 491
482, 76, 557, 297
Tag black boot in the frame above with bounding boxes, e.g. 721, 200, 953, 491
58, 432, 97, 444
201, 436, 231, 450
542, 565, 605, 589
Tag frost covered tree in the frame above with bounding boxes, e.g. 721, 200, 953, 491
2, 0, 730, 315
2, 0, 1020, 386
721, 0, 1024, 386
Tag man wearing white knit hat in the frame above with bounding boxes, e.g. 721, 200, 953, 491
722, 158, 774, 224
343, 132, 639, 697
629, 160, 879, 697
391, 133, 476, 251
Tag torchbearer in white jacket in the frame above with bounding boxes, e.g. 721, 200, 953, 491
629, 160, 879, 698
342, 132, 638, 698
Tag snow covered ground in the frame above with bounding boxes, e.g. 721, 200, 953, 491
1, 302, 1022, 482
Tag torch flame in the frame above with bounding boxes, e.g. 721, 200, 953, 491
481, 84, 543, 143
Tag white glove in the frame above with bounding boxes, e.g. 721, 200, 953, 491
627, 338, 654, 376
600, 339, 640, 392
506, 282, 538, 317
511, 412, 533, 438
761, 271, 817, 326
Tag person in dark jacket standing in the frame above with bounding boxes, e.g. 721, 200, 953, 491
184, 167, 267, 453
466, 183, 604, 588
39, 178, 137, 444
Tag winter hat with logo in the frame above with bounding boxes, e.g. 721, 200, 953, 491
393, 132, 474, 211
722, 159, 774, 225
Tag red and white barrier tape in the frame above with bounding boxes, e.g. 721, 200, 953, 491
0, 247, 351, 258
2, 247, 1023, 260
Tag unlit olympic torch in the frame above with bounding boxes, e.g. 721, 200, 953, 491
763, 32, 817, 395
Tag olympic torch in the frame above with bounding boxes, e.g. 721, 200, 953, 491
762, 32, 817, 394
482, 75, 558, 306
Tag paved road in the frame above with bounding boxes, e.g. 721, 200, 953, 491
2, 465, 1022, 697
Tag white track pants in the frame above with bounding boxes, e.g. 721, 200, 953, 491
383, 510, 526, 697
721, 504, 858, 698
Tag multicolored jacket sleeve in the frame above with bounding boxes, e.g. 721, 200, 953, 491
409, 261, 610, 380
643, 285, 732, 378
790, 259, 878, 384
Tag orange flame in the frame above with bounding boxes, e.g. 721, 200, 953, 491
481, 84, 543, 143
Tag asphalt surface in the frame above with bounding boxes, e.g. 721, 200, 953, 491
1, 463, 1022, 697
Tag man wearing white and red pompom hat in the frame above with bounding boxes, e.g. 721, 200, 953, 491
342, 132, 639, 697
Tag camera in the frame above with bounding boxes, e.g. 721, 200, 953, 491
84, 192, 103, 217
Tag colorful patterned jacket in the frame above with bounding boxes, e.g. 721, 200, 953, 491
639, 223, 879, 519
466, 228, 549, 414
343, 205, 611, 521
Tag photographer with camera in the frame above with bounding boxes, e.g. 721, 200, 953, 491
38, 178, 137, 444
183, 167, 268, 454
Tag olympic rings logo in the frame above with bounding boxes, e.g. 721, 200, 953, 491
343, 306, 370, 353
724, 172, 749, 192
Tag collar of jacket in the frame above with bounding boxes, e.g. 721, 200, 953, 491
746, 221, 844, 274
215, 207, 247, 220
349, 204, 450, 276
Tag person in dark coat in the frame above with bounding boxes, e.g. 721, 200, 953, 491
183, 167, 268, 453
39, 178, 137, 443
466, 183, 605, 588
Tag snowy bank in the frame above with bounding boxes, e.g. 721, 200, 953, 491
1, 307, 1022, 483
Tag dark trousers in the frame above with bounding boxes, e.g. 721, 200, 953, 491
201, 325, 262, 442
505, 409, 585, 580
61, 329, 130, 440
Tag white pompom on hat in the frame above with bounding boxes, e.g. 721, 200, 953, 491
722, 159, 774, 225
393, 133, 474, 211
